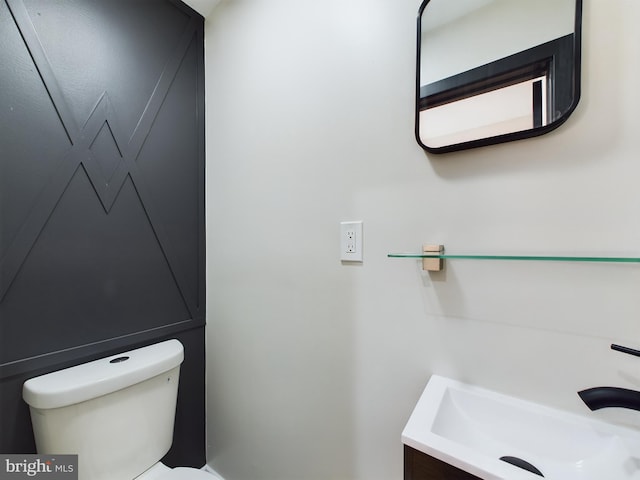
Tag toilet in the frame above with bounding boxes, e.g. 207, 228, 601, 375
22, 339, 217, 480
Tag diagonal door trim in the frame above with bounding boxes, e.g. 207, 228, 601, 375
5, 0, 79, 145
1, 1, 201, 321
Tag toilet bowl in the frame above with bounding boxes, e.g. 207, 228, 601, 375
23, 340, 218, 480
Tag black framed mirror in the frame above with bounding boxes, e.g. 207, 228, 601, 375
416, 0, 582, 154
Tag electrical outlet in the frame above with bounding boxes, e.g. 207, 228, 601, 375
340, 221, 363, 262
346, 229, 356, 253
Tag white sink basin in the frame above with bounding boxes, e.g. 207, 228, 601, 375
402, 375, 640, 479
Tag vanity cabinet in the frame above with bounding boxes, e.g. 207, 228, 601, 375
404, 445, 482, 480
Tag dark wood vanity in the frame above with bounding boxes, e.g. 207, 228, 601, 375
404, 445, 482, 480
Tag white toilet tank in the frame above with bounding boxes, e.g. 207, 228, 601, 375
22, 339, 184, 480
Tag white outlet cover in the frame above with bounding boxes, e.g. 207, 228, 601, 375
340, 221, 363, 262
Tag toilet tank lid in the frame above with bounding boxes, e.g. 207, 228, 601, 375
23, 339, 184, 410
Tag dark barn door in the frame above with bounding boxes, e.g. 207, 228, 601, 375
0, 0, 205, 466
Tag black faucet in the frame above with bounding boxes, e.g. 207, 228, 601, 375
578, 344, 640, 411
578, 387, 640, 411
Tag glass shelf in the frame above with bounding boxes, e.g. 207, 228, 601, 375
387, 253, 640, 263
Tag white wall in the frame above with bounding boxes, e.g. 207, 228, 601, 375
205, 1, 640, 479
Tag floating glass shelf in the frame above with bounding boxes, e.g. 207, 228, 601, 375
388, 245, 640, 271
387, 253, 640, 263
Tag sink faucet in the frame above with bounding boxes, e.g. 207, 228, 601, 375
578, 387, 640, 411
579, 344, 640, 411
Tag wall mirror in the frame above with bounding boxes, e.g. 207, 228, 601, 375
416, 0, 582, 153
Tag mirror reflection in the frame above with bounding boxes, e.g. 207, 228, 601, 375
416, 0, 582, 153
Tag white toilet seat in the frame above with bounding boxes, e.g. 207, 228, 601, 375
136, 463, 220, 480
165, 467, 219, 479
